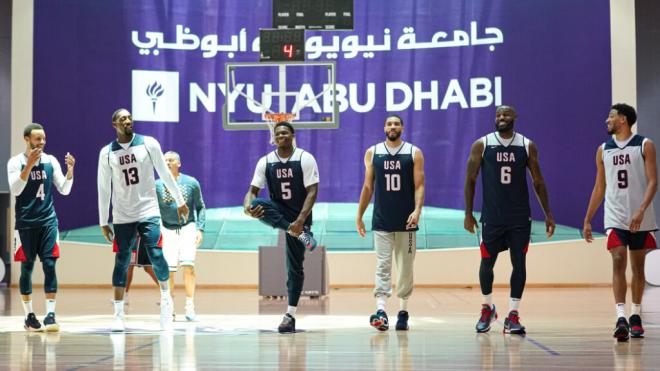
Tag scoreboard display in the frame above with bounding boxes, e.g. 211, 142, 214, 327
259, 29, 305, 61
273, 0, 354, 30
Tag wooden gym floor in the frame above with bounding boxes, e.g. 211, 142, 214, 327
0, 286, 658, 370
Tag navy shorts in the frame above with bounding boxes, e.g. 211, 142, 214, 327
131, 236, 152, 266
112, 216, 162, 256
479, 222, 531, 258
606, 228, 657, 251
14, 225, 60, 262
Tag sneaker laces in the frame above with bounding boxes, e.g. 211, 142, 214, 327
508, 312, 520, 325
480, 306, 492, 322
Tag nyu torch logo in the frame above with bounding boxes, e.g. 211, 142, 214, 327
146, 81, 165, 114
132, 70, 179, 122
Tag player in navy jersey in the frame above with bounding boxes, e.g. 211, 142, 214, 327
583, 103, 657, 341
244, 121, 319, 333
356, 114, 425, 331
8, 123, 75, 331
464, 105, 554, 335
97, 108, 189, 331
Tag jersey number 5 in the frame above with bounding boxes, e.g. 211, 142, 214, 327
281, 182, 292, 200
122, 167, 140, 186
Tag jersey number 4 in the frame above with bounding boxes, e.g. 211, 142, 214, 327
36, 184, 45, 201
122, 167, 140, 186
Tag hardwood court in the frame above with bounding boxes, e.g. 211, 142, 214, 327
0, 286, 658, 370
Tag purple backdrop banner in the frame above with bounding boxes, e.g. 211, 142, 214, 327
33, 0, 611, 231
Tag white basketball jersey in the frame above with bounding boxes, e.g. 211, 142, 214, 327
602, 135, 657, 231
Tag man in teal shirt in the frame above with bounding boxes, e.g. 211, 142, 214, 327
156, 151, 206, 321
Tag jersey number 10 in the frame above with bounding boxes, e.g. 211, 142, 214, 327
385, 174, 401, 191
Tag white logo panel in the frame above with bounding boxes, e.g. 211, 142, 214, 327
132, 70, 179, 122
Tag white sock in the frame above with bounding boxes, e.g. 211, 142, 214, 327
376, 296, 387, 311
631, 303, 641, 316
287, 306, 297, 316
616, 303, 626, 319
399, 298, 408, 311
483, 294, 493, 308
22, 300, 33, 317
46, 299, 56, 314
186, 297, 194, 307
114, 300, 125, 316
159, 281, 169, 297
509, 298, 521, 313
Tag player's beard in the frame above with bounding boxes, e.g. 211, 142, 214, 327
495, 121, 513, 133
387, 130, 401, 141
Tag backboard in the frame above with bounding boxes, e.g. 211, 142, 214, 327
222, 61, 339, 130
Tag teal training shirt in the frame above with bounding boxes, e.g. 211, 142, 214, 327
155, 173, 206, 230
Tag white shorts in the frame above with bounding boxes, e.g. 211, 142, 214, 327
161, 223, 198, 272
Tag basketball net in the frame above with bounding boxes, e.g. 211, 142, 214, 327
264, 112, 297, 146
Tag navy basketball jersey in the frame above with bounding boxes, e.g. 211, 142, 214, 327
372, 142, 418, 232
265, 148, 312, 226
480, 132, 531, 225
13, 155, 57, 228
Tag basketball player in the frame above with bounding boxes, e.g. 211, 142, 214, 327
97, 108, 189, 331
356, 114, 425, 331
583, 103, 657, 341
464, 105, 555, 335
156, 151, 206, 321
8, 123, 75, 332
243, 121, 319, 333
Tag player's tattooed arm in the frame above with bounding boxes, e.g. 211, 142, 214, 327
630, 140, 658, 232
527, 141, 555, 238
583, 146, 606, 243
463, 139, 484, 234
357, 148, 375, 237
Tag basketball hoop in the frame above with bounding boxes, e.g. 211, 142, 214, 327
264, 112, 297, 145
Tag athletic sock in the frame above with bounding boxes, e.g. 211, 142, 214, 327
114, 300, 124, 316
46, 299, 56, 314
159, 281, 169, 298
509, 298, 521, 313
376, 296, 387, 311
399, 298, 408, 311
287, 306, 297, 316
22, 300, 33, 317
616, 303, 626, 319
483, 293, 493, 308
631, 303, 641, 316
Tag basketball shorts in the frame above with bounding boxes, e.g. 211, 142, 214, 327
606, 228, 657, 251
14, 225, 60, 262
162, 223, 198, 272
112, 216, 163, 255
130, 236, 152, 266
479, 222, 531, 258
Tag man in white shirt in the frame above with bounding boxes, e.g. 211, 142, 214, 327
97, 108, 189, 331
